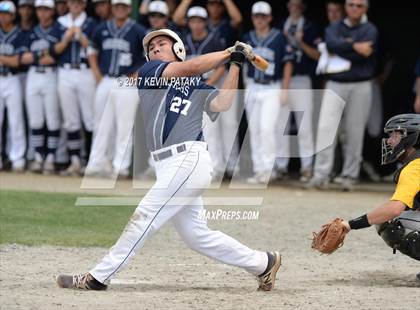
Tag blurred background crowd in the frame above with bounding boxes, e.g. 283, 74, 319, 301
0, 0, 419, 191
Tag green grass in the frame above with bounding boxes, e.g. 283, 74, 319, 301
0, 190, 136, 247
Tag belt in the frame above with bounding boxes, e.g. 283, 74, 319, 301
60, 63, 89, 70
152, 144, 187, 162
330, 77, 371, 83
31, 66, 56, 73
254, 79, 271, 85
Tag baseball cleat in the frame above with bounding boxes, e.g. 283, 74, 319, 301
257, 251, 281, 291
56, 273, 107, 290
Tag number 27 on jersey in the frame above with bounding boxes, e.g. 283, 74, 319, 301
170, 96, 192, 116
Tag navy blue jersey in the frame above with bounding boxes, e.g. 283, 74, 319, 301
137, 60, 219, 151
242, 28, 293, 83
90, 19, 146, 76
208, 18, 235, 49
18, 28, 32, 73
184, 31, 223, 81
56, 15, 96, 66
0, 26, 28, 75
26, 22, 65, 67
325, 19, 378, 82
279, 19, 321, 76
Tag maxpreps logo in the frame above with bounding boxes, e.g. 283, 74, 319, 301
198, 209, 260, 221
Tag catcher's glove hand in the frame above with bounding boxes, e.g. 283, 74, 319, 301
311, 218, 350, 254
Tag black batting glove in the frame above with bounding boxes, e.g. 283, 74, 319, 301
230, 46, 246, 68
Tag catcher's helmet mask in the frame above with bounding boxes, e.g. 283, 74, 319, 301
381, 114, 420, 165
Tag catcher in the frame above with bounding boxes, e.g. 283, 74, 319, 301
312, 114, 420, 281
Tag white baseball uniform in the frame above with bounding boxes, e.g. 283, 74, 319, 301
0, 25, 27, 168
89, 59, 268, 284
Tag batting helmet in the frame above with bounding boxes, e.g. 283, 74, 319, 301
381, 114, 420, 165
142, 29, 186, 62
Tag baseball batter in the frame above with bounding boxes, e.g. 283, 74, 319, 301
20, 0, 63, 173
57, 29, 281, 291
86, 0, 146, 177
243, 1, 293, 184
0, 1, 27, 171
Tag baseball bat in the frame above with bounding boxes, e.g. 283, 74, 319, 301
250, 54, 269, 71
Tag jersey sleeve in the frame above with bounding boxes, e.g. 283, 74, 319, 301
138, 60, 169, 78
89, 24, 103, 53
199, 83, 219, 121
304, 22, 322, 48
391, 159, 420, 209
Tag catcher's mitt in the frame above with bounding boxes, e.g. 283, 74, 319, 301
311, 218, 349, 254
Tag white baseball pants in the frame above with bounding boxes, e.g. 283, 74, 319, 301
275, 75, 314, 171
245, 79, 281, 175
313, 80, 372, 180
90, 141, 267, 284
57, 67, 95, 132
25, 67, 61, 130
0, 75, 26, 166
202, 96, 239, 175
87, 77, 139, 173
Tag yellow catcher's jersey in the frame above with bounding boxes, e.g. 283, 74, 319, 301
391, 158, 420, 209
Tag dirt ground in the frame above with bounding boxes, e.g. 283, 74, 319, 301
0, 172, 419, 310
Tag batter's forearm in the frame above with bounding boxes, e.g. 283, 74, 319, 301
206, 66, 225, 86
162, 51, 230, 78
209, 64, 240, 112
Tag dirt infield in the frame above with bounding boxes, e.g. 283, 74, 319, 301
0, 173, 419, 309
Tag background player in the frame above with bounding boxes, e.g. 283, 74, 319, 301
92, 0, 112, 22
316, 114, 419, 281
184, 6, 237, 180
243, 1, 293, 184
307, 0, 378, 191
20, 0, 63, 174
86, 0, 146, 178
56, 29, 281, 292
55, 0, 68, 16
173, 0, 242, 49
0, 1, 27, 172
275, 0, 320, 182
55, 0, 96, 175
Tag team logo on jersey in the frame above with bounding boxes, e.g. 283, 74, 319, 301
31, 39, 50, 52
0, 43, 14, 55
103, 38, 130, 52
